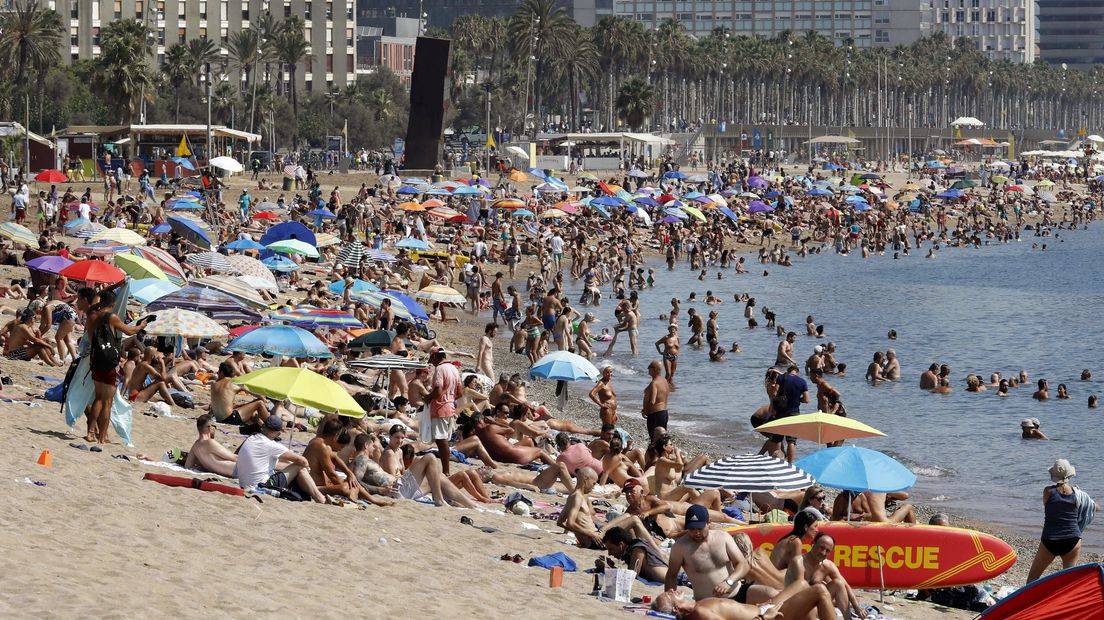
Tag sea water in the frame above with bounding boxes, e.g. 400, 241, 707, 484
574, 224, 1104, 551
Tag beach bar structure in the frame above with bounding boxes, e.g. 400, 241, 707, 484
0, 121, 55, 172
533, 132, 675, 171
53, 124, 261, 180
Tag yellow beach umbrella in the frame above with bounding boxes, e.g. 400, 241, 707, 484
398, 201, 425, 211
508, 170, 528, 182
540, 208, 568, 219
754, 412, 886, 445
681, 206, 706, 222
414, 284, 466, 305
114, 253, 168, 281
89, 227, 147, 246
233, 367, 365, 417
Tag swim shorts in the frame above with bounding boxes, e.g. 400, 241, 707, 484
430, 416, 454, 441
730, 580, 753, 604
5, 347, 28, 361
219, 410, 244, 425
90, 366, 119, 385
542, 314, 556, 331
646, 410, 669, 439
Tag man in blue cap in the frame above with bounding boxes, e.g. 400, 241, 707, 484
665, 504, 774, 604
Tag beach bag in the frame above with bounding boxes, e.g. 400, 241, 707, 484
602, 568, 636, 602
418, 405, 433, 444
90, 314, 121, 373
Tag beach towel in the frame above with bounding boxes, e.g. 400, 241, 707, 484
527, 552, 577, 572
1075, 488, 1096, 532
63, 281, 133, 446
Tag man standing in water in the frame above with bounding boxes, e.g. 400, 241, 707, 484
768, 365, 808, 463
643, 360, 670, 440
655, 324, 681, 384
776, 331, 797, 366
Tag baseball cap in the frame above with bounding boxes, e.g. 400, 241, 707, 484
622, 478, 642, 493
264, 416, 285, 431
685, 504, 709, 529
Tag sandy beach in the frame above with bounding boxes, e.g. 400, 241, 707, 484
0, 165, 1091, 618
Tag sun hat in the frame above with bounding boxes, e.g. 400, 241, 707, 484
1049, 459, 1076, 484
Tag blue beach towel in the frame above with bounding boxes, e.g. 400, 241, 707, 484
527, 552, 577, 572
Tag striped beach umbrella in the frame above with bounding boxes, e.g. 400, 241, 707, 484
237, 274, 279, 293
73, 223, 107, 239
143, 308, 228, 339
88, 228, 146, 248
267, 238, 319, 258
349, 291, 414, 321
0, 222, 38, 247
262, 255, 299, 272
131, 246, 187, 287
314, 232, 340, 247
114, 254, 168, 281
74, 241, 130, 256
348, 354, 429, 371
191, 275, 269, 309
367, 249, 397, 263
147, 286, 262, 322
186, 251, 234, 273
414, 284, 466, 305
427, 206, 463, 220
682, 454, 816, 493
129, 278, 180, 305
268, 306, 362, 329
493, 198, 525, 210
226, 324, 332, 358
336, 240, 367, 268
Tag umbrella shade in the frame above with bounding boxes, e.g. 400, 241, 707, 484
225, 254, 277, 283
88, 227, 147, 246
26, 255, 74, 274
167, 199, 203, 210
307, 208, 337, 218
529, 351, 599, 382
73, 223, 107, 239
336, 241, 368, 268
682, 454, 816, 493
328, 278, 379, 295
34, 170, 68, 182
144, 308, 228, 339
0, 222, 38, 247
314, 232, 339, 248
493, 198, 525, 210
795, 446, 916, 493
170, 156, 195, 170
681, 206, 706, 222
59, 260, 125, 284
186, 251, 234, 273
64, 217, 91, 230
397, 201, 424, 211
147, 286, 263, 322
114, 253, 168, 281
74, 241, 130, 257
367, 249, 397, 263
270, 306, 363, 329
513, 209, 534, 217
129, 278, 181, 305
253, 211, 279, 220
348, 354, 429, 370
541, 208, 568, 219
754, 412, 885, 445
451, 185, 482, 195
263, 256, 299, 272
150, 223, 172, 234
427, 206, 463, 220
267, 239, 319, 258
234, 367, 364, 416
748, 201, 774, 213
350, 291, 415, 321
167, 215, 212, 250
237, 274, 278, 292
348, 329, 396, 350
131, 246, 187, 286
415, 284, 466, 305
191, 275, 269, 309
396, 186, 420, 195
951, 179, 978, 189
224, 238, 266, 251
226, 324, 332, 358
209, 156, 244, 172
381, 290, 430, 320
395, 237, 431, 250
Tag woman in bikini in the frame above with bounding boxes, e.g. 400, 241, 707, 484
769, 509, 822, 571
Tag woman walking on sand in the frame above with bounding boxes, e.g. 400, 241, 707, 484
1025, 459, 1099, 584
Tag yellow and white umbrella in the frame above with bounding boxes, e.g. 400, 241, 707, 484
414, 284, 466, 305
0, 222, 38, 247
89, 227, 147, 246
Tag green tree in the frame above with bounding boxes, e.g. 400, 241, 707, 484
227, 27, 263, 90
508, 0, 571, 132
616, 77, 654, 131
93, 20, 154, 123
272, 16, 310, 124
186, 37, 221, 85
0, 0, 62, 170
162, 43, 191, 122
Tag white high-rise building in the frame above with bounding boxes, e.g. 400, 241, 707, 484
922, 0, 1036, 62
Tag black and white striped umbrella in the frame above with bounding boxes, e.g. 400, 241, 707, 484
682, 454, 816, 493
185, 251, 234, 273
336, 241, 367, 269
348, 354, 429, 371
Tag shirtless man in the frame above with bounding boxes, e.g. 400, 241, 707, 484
225, 350, 253, 376
552, 305, 578, 352
776, 331, 797, 366
2, 309, 59, 365
643, 360, 671, 440
304, 418, 367, 501
686, 308, 704, 348
656, 325, 681, 383
805, 346, 825, 377
1032, 378, 1049, 401
664, 506, 775, 604
919, 363, 939, 389
540, 287, 563, 332
605, 293, 640, 356
208, 361, 269, 425
601, 525, 670, 583
184, 414, 238, 476
556, 467, 654, 549
407, 368, 431, 409
785, 534, 866, 618
476, 463, 575, 494
589, 364, 618, 425
123, 348, 176, 404
882, 349, 901, 381
624, 479, 743, 541
654, 587, 836, 620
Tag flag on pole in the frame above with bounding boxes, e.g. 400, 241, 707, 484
342, 119, 347, 135
486, 132, 496, 149
175, 135, 191, 157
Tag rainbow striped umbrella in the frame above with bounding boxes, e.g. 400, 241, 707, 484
493, 198, 526, 210
75, 241, 130, 256
268, 305, 363, 329
0, 222, 38, 247
349, 291, 415, 321
130, 246, 187, 287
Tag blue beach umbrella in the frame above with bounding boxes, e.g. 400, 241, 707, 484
807, 187, 834, 197
64, 217, 90, 230
845, 195, 868, 204
226, 324, 332, 358
170, 156, 195, 170
851, 202, 872, 212
224, 238, 266, 251
150, 223, 172, 234
529, 351, 600, 382
592, 195, 625, 207
823, 164, 843, 170
395, 237, 431, 251
308, 207, 337, 218
795, 446, 916, 493
167, 215, 212, 250
130, 278, 181, 305
396, 186, 420, 195
936, 189, 964, 199
452, 185, 482, 196
327, 278, 379, 294
663, 171, 688, 180
513, 209, 534, 217
381, 290, 430, 321
633, 196, 660, 207
263, 255, 299, 272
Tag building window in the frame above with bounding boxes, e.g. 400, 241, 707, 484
200, 1, 207, 19
326, 2, 333, 19
178, 2, 184, 17
326, 53, 333, 72
92, 26, 100, 45
136, 0, 144, 15
305, 1, 311, 19
178, 27, 186, 43
283, 5, 291, 17
70, 3, 77, 18
347, 54, 353, 72
306, 80, 312, 91
242, 7, 249, 19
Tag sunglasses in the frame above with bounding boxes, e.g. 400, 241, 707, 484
814, 495, 826, 501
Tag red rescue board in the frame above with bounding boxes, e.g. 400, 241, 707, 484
143, 472, 244, 497
727, 521, 1016, 589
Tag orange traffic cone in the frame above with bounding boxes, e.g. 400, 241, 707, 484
36, 449, 52, 467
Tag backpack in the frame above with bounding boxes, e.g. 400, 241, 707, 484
90, 313, 121, 373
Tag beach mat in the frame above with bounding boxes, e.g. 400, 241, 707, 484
143, 472, 244, 497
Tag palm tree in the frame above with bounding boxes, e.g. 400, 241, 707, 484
212, 81, 237, 127
93, 20, 154, 123
616, 77, 654, 131
186, 38, 221, 85
227, 27, 263, 91
593, 16, 646, 130
272, 16, 309, 120
0, 0, 62, 171
367, 89, 393, 122
551, 25, 598, 131
162, 43, 191, 122
507, 0, 570, 131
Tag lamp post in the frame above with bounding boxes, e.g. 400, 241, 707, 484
205, 62, 213, 164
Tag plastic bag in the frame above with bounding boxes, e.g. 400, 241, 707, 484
602, 568, 636, 603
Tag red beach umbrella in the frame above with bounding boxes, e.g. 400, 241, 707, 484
60, 259, 125, 284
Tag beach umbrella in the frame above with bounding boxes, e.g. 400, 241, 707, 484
366, 248, 397, 263
131, 246, 187, 286
60, 259, 125, 284
27, 255, 74, 274
806, 187, 833, 197
395, 237, 431, 251
748, 200, 774, 213
423, 187, 451, 197
150, 223, 172, 234
74, 241, 130, 257
493, 198, 525, 210
169, 156, 195, 170
224, 238, 266, 251
262, 256, 299, 272
415, 284, 466, 305
378, 174, 400, 188
754, 412, 885, 445
328, 278, 379, 295
529, 351, 599, 382
143, 308, 228, 339
167, 215, 212, 250
314, 232, 339, 248
376, 291, 427, 321
186, 251, 234, 273
209, 156, 244, 172
682, 454, 816, 493
681, 206, 706, 222
1038, 190, 1058, 203
512, 208, 534, 217
308, 207, 337, 218
592, 196, 625, 207
64, 217, 91, 231
167, 198, 203, 210
229, 324, 261, 338
1036, 179, 1055, 188
237, 275, 278, 293
34, 169, 68, 182
226, 324, 332, 358
234, 367, 364, 416
936, 189, 964, 199
225, 254, 276, 283
269, 306, 362, 329
976, 562, 1104, 620
396, 186, 420, 195
336, 240, 368, 268
129, 278, 180, 305
627, 169, 649, 178
747, 176, 769, 189
0, 222, 38, 247
663, 171, 688, 180
795, 446, 916, 493
427, 206, 463, 220
88, 227, 147, 246
397, 201, 424, 211
147, 286, 262, 322
845, 195, 869, 205
114, 253, 168, 281
350, 291, 415, 321
541, 208, 568, 219
452, 185, 482, 196
267, 238, 319, 258
347, 329, 396, 351
951, 179, 977, 189
253, 211, 279, 220
347, 354, 429, 371
191, 275, 269, 309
